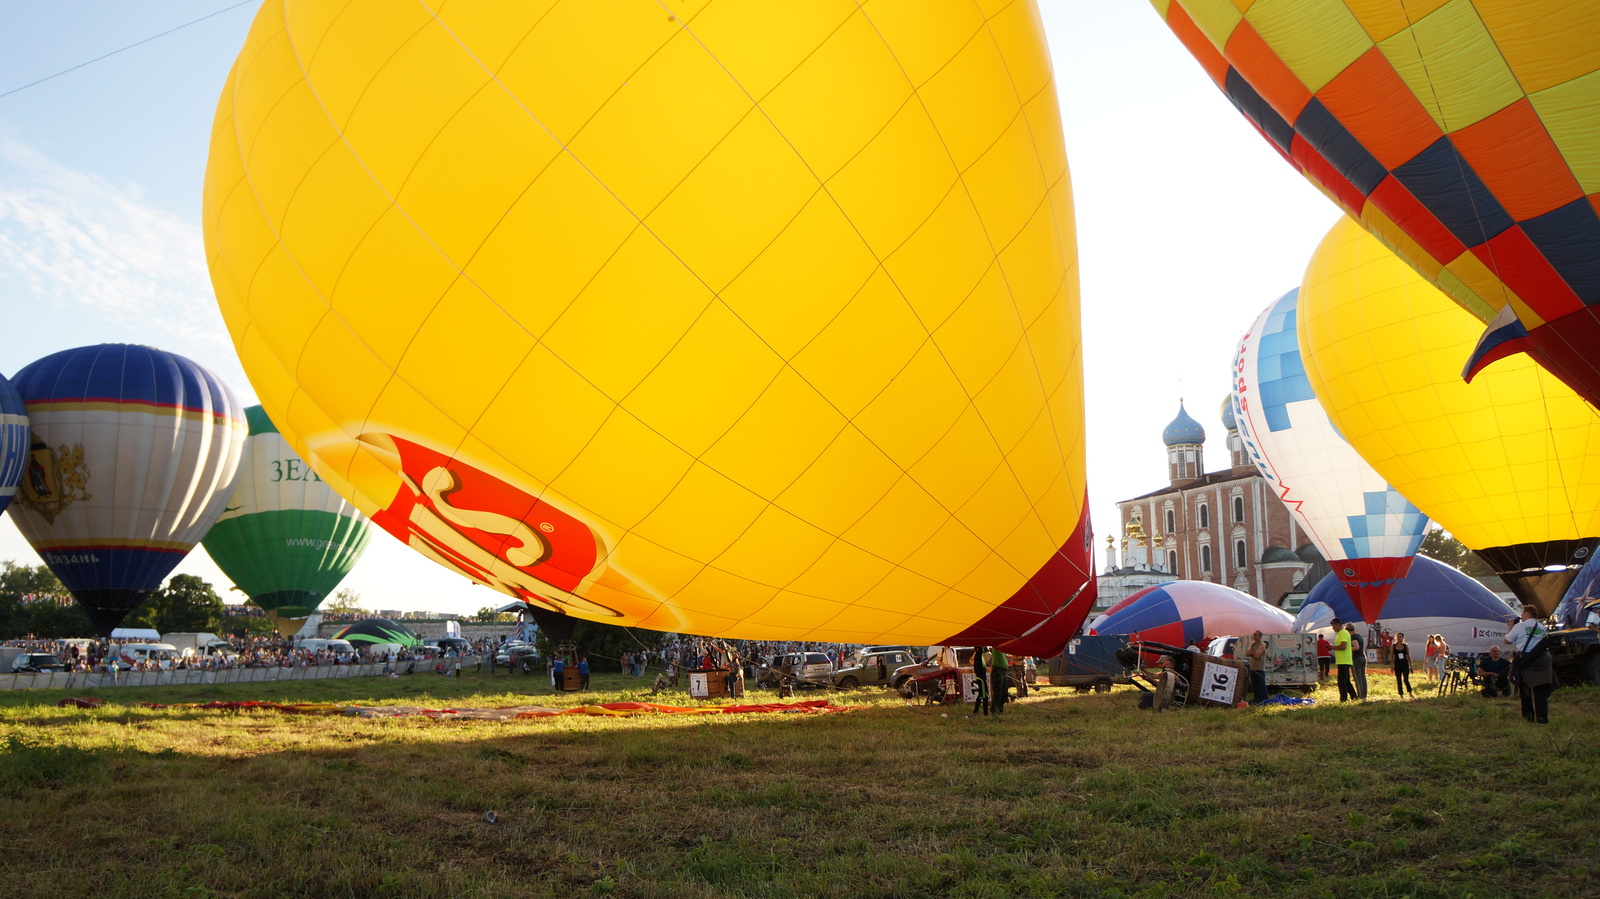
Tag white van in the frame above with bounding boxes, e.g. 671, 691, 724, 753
296, 638, 356, 659
110, 643, 181, 670
165, 633, 237, 660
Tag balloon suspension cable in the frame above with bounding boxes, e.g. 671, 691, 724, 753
0, 1, 259, 102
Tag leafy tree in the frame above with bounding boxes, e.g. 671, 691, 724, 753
24, 601, 94, 639
124, 574, 225, 633
475, 607, 515, 623
223, 613, 277, 638
0, 560, 68, 597
326, 588, 364, 613
0, 560, 89, 637
1418, 526, 1498, 580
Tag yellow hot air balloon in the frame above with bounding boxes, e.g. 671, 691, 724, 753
1298, 217, 1600, 615
202, 1, 1093, 653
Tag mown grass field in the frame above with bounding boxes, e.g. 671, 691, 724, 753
1, 667, 1596, 898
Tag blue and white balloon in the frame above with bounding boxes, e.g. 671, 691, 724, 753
7, 345, 246, 634
0, 371, 26, 518
1232, 289, 1429, 623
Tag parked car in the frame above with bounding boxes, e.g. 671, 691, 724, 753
756, 652, 834, 687
495, 642, 536, 665
424, 637, 472, 655
833, 650, 916, 688
11, 653, 68, 673
859, 644, 920, 660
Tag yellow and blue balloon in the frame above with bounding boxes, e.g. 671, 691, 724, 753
1298, 218, 1600, 615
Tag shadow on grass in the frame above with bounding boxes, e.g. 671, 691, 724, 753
4, 677, 1599, 898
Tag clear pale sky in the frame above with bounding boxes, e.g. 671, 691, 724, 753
0, 1, 1340, 615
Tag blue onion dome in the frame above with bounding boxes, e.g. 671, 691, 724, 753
1220, 395, 1238, 433
1162, 401, 1206, 446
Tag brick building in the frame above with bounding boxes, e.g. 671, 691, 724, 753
1100, 399, 1317, 610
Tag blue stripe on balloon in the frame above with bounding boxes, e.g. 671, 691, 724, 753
34, 545, 188, 594
13, 345, 238, 419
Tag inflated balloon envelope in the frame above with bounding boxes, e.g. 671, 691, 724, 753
1151, 0, 1600, 411
1298, 218, 1600, 616
1232, 288, 1430, 624
202, 406, 374, 638
203, 1, 1094, 653
0, 372, 26, 519
7, 345, 247, 635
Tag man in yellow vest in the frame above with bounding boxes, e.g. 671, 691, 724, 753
1331, 618, 1356, 702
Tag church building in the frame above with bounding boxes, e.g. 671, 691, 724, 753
1098, 399, 1319, 610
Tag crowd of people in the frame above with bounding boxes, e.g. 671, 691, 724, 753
1, 633, 478, 673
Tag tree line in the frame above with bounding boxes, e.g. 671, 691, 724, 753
0, 560, 262, 639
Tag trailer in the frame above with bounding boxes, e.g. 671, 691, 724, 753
1207, 634, 1318, 692
1045, 635, 1135, 692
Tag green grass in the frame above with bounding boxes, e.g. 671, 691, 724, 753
1, 669, 1596, 898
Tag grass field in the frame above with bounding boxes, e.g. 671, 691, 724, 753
1, 667, 1596, 898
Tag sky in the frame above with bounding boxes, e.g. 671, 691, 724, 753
0, 1, 1341, 616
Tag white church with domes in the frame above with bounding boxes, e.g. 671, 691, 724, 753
1096, 399, 1327, 612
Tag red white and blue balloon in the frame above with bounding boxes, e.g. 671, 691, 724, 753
1086, 581, 1294, 646
1296, 556, 1518, 654
7, 345, 247, 634
1232, 288, 1429, 624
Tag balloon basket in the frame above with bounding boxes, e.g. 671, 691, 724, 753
687, 668, 743, 700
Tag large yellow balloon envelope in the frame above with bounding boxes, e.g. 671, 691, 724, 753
202, 1, 1093, 653
1298, 218, 1600, 615
1152, 0, 1600, 410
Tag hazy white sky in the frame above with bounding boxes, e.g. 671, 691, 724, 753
0, 1, 1340, 615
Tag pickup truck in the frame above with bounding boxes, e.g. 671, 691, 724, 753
1547, 623, 1600, 686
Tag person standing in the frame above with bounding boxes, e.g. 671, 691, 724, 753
1331, 618, 1356, 702
1316, 634, 1332, 680
1392, 633, 1414, 698
971, 647, 989, 716
1246, 631, 1268, 705
578, 656, 590, 691
551, 654, 565, 691
1505, 606, 1553, 724
1433, 634, 1450, 683
989, 647, 1010, 715
1348, 623, 1368, 699
1423, 635, 1439, 682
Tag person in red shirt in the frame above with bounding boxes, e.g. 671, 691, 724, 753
1316, 635, 1332, 680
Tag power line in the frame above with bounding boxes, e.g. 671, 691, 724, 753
0, 0, 257, 102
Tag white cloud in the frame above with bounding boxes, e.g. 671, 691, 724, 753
0, 136, 248, 391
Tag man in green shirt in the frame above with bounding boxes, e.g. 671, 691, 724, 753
989, 647, 1010, 714
1331, 617, 1356, 702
